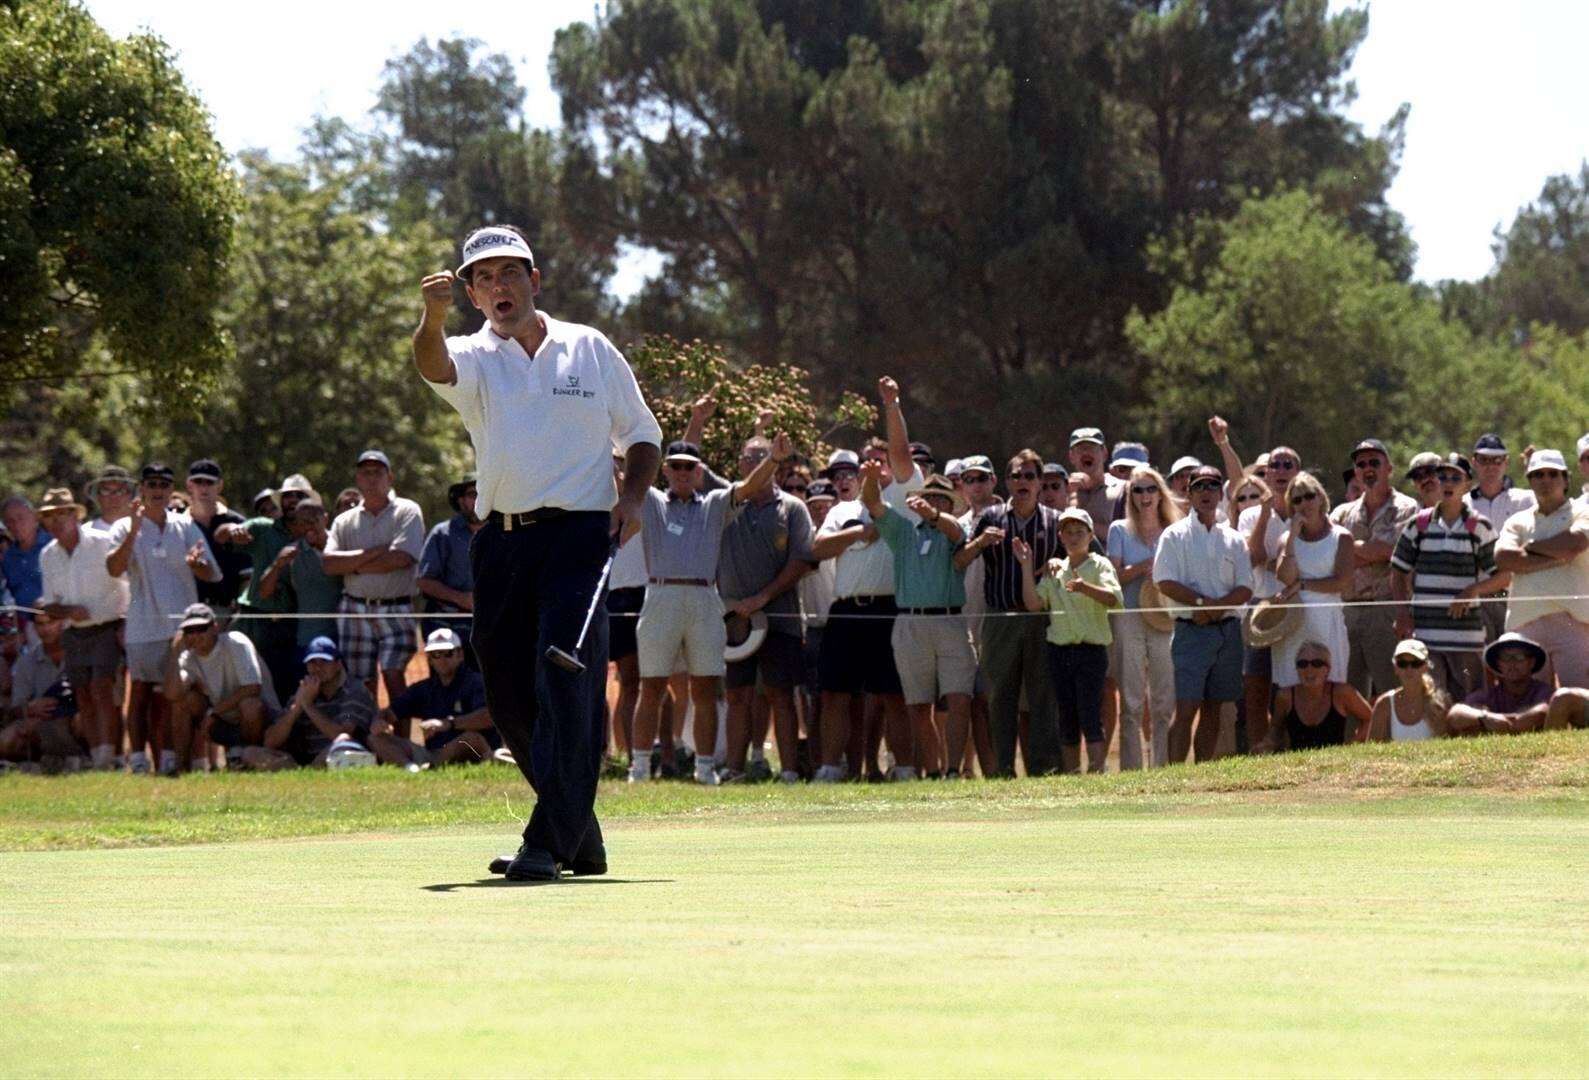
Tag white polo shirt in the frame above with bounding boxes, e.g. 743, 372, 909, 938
1153, 513, 1254, 603
39, 529, 128, 628
107, 512, 215, 644
429, 315, 663, 516
816, 468, 924, 599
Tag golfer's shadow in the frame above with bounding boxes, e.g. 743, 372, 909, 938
422, 877, 673, 892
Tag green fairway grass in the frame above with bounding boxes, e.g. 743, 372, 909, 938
2, 735, 1587, 1076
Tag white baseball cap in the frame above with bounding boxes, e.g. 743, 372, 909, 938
1576, 433, 1589, 460
457, 227, 536, 277
424, 627, 465, 653
1526, 449, 1568, 475
1169, 455, 1203, 478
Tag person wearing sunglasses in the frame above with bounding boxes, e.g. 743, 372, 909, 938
1152, 465, 1255, 763
1067, 428, 1124, 542
1365, 638, 1450, 741
954, 449, 1067, 776
1266, 640, 1373, 751
1038, 462, 1071, 512
106, 463, 221, 775
1466, 434, 1531, 645
1404, 451, 1445, 510
1330, 438, 1419, 699
1271, 472, 1353, 706
1446, 633, 1553, 735
954, 454, 1004, 778
1492, 449, 1589, 690
1107, 466, 1181, 767
1388, 453, 1501, 701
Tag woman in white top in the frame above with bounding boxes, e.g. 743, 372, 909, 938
1106, 466, 1181, 768
1367, 637, 1450, 741
1273, 471, 1353, 688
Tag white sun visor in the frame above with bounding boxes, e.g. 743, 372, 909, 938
457, 228, 536, 276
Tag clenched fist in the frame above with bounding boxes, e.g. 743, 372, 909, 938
420, 271, 457, 314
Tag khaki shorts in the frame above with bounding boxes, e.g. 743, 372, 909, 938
637, 585, 726, 679
890, 614, 977, 706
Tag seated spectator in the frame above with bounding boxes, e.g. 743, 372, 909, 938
1543, 685, 1589, 731
1366, 638, 1451, 741
417, 472, 481, 661
367, 628, 494, 768
36, 487, 127, 770
1389, 453, 1501, 700
165, 603, 282, 770
1268, 640, 1374, 751
862, 462, 974, 779
1016, 507, 1123, 774
1493, 450, 1589, 689
252, 636, 376, 769
1, 610, 83, 769
1446, 633, 1553, 735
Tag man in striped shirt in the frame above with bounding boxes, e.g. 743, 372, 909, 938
1389, 453, 1503, 699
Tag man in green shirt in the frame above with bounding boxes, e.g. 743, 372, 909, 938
860, 460, 977, 778
214, 474, 318, 703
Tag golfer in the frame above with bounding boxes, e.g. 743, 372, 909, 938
414, 225, 661, 881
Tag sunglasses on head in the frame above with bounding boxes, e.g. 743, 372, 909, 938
1008, 470, 1039, 481
1394, 657, 1426, 669
1294, 658, 1329, 669
1291, 491, 1318, 506
1131, 484, 1160, 496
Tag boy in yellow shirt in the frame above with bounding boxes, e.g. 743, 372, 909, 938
1014, 507, 1122, 773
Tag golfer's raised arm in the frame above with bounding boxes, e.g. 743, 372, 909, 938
413, 271, 457, 385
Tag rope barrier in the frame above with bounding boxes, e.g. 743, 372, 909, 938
5, 591, 1586, 623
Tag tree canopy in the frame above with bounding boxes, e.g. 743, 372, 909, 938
0, 0, 237, 403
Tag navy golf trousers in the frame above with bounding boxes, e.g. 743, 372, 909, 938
470, 510, 610, 863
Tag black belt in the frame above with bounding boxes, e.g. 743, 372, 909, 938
649, 577, 711, 587
838, 595, 888, 607
903, 606, 961, 616
488, 507, 568, 530
1175, 616, 1239, 625
345, 596, 411, 607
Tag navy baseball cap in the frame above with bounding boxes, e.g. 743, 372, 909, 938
356, 449, 391, 469
187, 459, 222, 481
664, 440, 703, 466
140, 462, 175, 482
303, 636, 341, 663
1351, 439, 1390, 461
1473, 434, 1507, 455
909, 441, 935, 462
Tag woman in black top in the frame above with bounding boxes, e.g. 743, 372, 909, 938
1266, 640, 1374, 751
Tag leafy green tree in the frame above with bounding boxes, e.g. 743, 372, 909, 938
0, 0, 237, 402
373, 37, 616, 326
1127, 189, 1460, 476
1488, 163, 1589, 338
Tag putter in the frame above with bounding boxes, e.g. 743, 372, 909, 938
546, 536, 621, 673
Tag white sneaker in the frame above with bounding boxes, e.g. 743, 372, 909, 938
887, 765, 917, 781
627, 761, 650, 784
695, 764, 721, 786
812, 765, 844, 783
778, 770, 801, 784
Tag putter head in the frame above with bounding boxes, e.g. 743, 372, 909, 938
545, 646, 585, 673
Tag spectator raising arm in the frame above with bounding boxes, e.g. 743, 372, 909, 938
877, 376, 916, 482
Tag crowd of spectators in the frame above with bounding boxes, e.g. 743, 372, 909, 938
4, 377, 1589, 777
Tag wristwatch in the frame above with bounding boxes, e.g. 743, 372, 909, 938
1195, 596, 1205, 607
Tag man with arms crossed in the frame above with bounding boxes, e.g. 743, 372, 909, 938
415, 225, 661, 881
